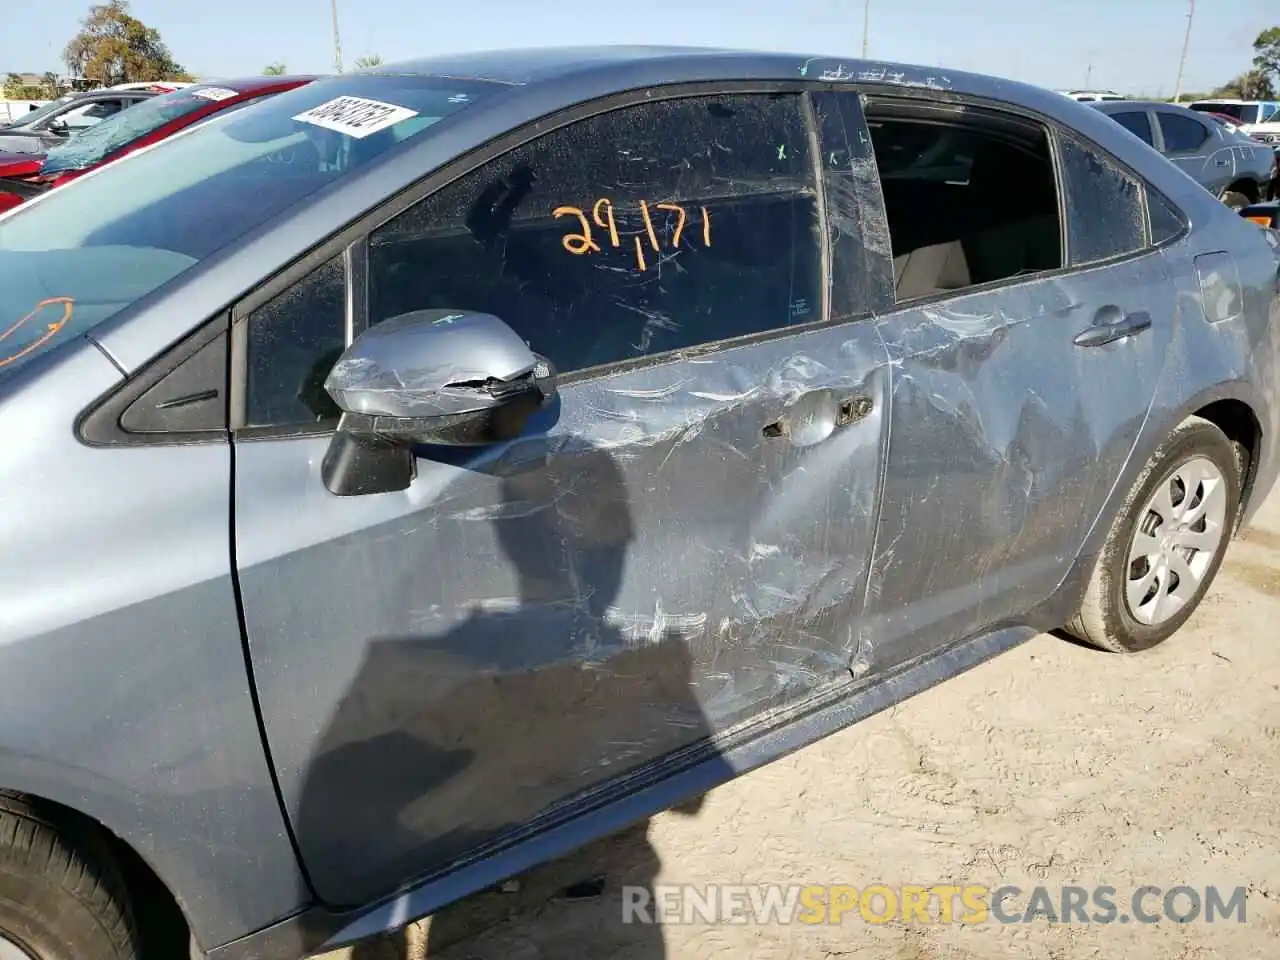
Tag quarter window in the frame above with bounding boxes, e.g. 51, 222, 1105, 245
1156, 112, 1209, 152
366, 93, 822, 375
1058, 134, 1147, 264
1147, 188, 1186, 245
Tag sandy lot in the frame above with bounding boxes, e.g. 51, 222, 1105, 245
327, 489, 1280, 960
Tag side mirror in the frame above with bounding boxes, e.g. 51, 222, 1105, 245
320, 309, 557, 496
46, 118, 69, 135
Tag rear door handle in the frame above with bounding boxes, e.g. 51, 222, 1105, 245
1073, 306, 1152, 348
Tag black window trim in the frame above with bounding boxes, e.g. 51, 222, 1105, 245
76, 310, 230, 447
229, 78, 891, 440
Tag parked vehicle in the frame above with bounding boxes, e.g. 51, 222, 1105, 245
1203, 110, 1247, 131
1091, 99, 1275, 209
0, 76, 315, 212
0, 87, 159, 155
1187, 98, 1280, 144
1, 47, 1278, 960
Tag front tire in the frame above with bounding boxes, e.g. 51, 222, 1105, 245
0, 795, 139, 960
1066, 416, 1240, 652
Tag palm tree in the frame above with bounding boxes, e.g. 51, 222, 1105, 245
353, 54, 383, 69
262, 63, 287, 76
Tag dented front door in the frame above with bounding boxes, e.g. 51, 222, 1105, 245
233, 325, 894, 907
234, 87, 897, 908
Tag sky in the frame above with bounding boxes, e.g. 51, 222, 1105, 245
1, 0, 1275, 99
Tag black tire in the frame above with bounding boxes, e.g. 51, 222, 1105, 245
1220, 190, 1251, 211
1065, 416, 1241, 653
0, 795, 139, 960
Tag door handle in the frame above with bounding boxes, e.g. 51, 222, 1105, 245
1214, 159, 1230, 167
1073, 306, 1152, 348
762, 394, 873, 442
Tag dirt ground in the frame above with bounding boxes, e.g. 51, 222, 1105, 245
325, 488, 1280, 960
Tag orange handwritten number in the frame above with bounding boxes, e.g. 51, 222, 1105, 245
633, 236, 648, 272
0, 297, 74, 368
557, 199, 712, 270
553, 206, 599, 255
656, 203, 688, 247
638, 200, 660, 251
592, 198, 620, 248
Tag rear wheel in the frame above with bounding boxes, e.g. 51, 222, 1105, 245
0, 796, 139, 960
1066, 416, 1240, 652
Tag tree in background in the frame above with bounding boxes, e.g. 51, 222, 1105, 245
1216, 69, 1276, 101
1253, 27, 1280, 84
353, 54, 383, 69
263, 63, 287, 76
3, 73, 59, 99
63, 1, 191, 85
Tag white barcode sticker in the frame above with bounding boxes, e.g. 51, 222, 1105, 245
292, 96, 418, 138
191, 87, 239, 102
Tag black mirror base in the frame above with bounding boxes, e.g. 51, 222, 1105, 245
321, 431, 416, 497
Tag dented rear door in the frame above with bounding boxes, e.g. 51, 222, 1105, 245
854, 108, 1176, 675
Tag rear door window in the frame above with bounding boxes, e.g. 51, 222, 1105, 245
863, 102, 1063, 301
1110, 111, 1155, 147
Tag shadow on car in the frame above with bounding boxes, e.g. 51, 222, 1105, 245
293, 440, 724, 959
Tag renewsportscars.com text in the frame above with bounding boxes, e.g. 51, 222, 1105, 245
622, 883, 1248, 925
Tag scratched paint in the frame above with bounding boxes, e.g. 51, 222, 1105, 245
803, 58, 953, 91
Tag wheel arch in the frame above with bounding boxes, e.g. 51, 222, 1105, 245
0, 787, 197, 958
1190, 396, 1263, 533
1040, 382, 1267, 632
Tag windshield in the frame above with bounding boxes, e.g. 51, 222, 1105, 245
1189, 103, 1260, 124
39, 85, 253, 174
3, 95, 78, 130
0, 76, 500, 376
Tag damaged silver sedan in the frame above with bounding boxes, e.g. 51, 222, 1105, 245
0, 46, 1278, 960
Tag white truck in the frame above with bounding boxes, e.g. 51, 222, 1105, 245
1188, 99, 1280, 145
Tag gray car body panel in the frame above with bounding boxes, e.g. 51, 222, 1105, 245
0, 340, 304, 947
0, 47, 1277, 958
1091, 99, 1275, 200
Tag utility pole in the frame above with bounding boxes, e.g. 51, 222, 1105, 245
1085, 62, 1093, 88
330, 0, 344, 73
861, 0, 871, 58
1172, 0, 1195, 103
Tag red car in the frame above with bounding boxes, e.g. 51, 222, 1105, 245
0, 76, 315, 212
